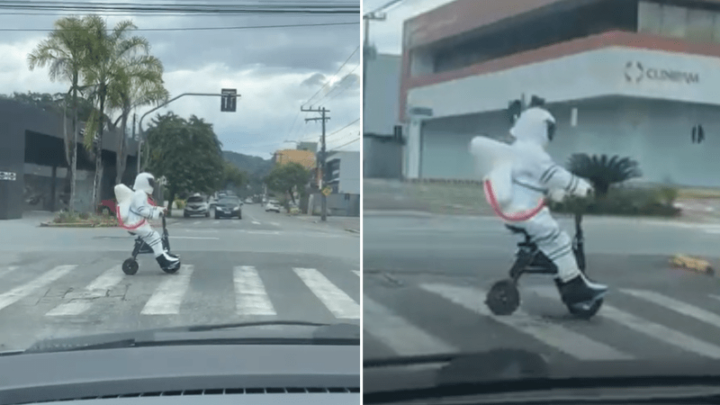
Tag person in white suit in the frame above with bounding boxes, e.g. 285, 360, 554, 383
114, 172, 180, 271
469, 100, 607, 306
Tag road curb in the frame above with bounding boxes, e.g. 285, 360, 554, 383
39, 222, 117, 228
670, 254, 715, 276
363, 210, 436, 218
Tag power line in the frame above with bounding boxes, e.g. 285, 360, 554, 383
329, 136, 359, 151
0, 2, 359, 14
315, 62, 359, 104
302, 45, 359, 107
0, 21, 358, 32
328, 117, 359, 137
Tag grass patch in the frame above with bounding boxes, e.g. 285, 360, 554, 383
549, 186, 681, 217
52, 211, 118, 226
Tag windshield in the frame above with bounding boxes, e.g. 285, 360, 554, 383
362, 0, 720, 396
3, 0, 360, 356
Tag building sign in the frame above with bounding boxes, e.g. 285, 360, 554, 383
0, 171, 17, 181
624, 61, 700, 84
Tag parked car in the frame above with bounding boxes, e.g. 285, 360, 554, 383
184, 194, 209, 218
265, 199, 281, 213
215, 197, 242, 219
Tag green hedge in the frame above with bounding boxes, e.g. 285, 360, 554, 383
548, 186, 681, 217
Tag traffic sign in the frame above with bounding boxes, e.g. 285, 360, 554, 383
221, 88, 237, 112
322, 186, 332, 196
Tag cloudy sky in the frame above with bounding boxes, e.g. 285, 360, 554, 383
0, 1, 360, 158
363, 0, 452, 54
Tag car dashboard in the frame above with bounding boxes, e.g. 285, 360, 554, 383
0, 344, 360, 405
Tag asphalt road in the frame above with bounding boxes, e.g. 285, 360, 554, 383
0, 204, 360, 351
363, 212, 720, 364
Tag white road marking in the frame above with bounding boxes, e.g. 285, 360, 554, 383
141, 265, 194, 315
622, 289, 720, 328
294, 268, 359, 319
252, 221, 261, 225
0, 265, 77, 311
47, 266, 125, 316
0, 266, 18, 279
352, 270, 360, 277
364, 296, 456, 356
234, 266, 276, 316
423, 283, 632, 361
193, 221, 201, 225
270, 222, 280, 227
532, 286, 720, 359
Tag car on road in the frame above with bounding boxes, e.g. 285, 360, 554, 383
265, 199, 281, 213
184, 194, 209, 218
215, 196, 242, 219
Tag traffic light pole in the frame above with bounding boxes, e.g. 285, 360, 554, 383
302, 106, 329, 222
137, 91, 240, 172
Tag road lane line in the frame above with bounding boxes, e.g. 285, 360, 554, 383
47, 265, 124, 316
141, 265, 194, 315
234, 266, 276, 316
532, 286, 720, 359
0, 266, 18, 279
622, 289, 720, 328
0, 265, 77, 311
252, 221, 261, 225
352, 270, 360, 277
364, 296, 456, 356
294, 268, 359, 319
422, 283, 631, 361
270, 222, 280, 227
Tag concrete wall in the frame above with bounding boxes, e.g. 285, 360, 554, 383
418, 97, 720, 187
364, 136, 403, 179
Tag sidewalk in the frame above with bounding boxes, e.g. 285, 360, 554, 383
292, 214, 360, 233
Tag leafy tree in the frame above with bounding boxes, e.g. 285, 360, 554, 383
27, 17, 94, 212
566, 154, 642, 198
221, 161, 248, 193
144, 112, 224, 215
81, 15, 150, 208
106, 49, 168, 185
265, 162, 311, 206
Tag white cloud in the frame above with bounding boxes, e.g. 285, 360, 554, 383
0, 3, 360, 159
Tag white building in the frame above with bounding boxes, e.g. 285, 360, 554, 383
400, 0, 720, 187
326, 151, 361, 194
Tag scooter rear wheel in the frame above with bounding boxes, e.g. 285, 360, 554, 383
567, 298, 603, 320
486, 279, 521, 316
122, 258, 139, 275
162, 261, 181, 274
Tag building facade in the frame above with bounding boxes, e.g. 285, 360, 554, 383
400, 0, 720, 187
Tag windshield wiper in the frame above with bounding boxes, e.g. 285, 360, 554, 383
23, 321, 360, 354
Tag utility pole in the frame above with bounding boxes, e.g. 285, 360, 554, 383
302, 106, 330, 222
362, 12, 386, 115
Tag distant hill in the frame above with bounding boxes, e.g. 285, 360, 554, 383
223, 151, 272, 177
223, 151, 273, 195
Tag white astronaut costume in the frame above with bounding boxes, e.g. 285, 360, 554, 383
114, 173, 180, 270
470, 106, 607, 305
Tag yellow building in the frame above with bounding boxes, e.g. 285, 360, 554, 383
273, 149, 316, 170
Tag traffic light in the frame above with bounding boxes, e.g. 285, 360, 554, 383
221, 89, 237, 112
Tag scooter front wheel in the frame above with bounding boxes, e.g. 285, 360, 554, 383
485, 279, 521, 316
122, 258, 139, 275
567, 298, 603, 320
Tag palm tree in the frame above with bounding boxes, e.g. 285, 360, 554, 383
81, 15, 150, 208
27, 16, 93, 212
107, 54, 169, 185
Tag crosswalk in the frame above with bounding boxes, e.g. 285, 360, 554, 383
363, 278, 720, 361
0, 263, 360, 321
